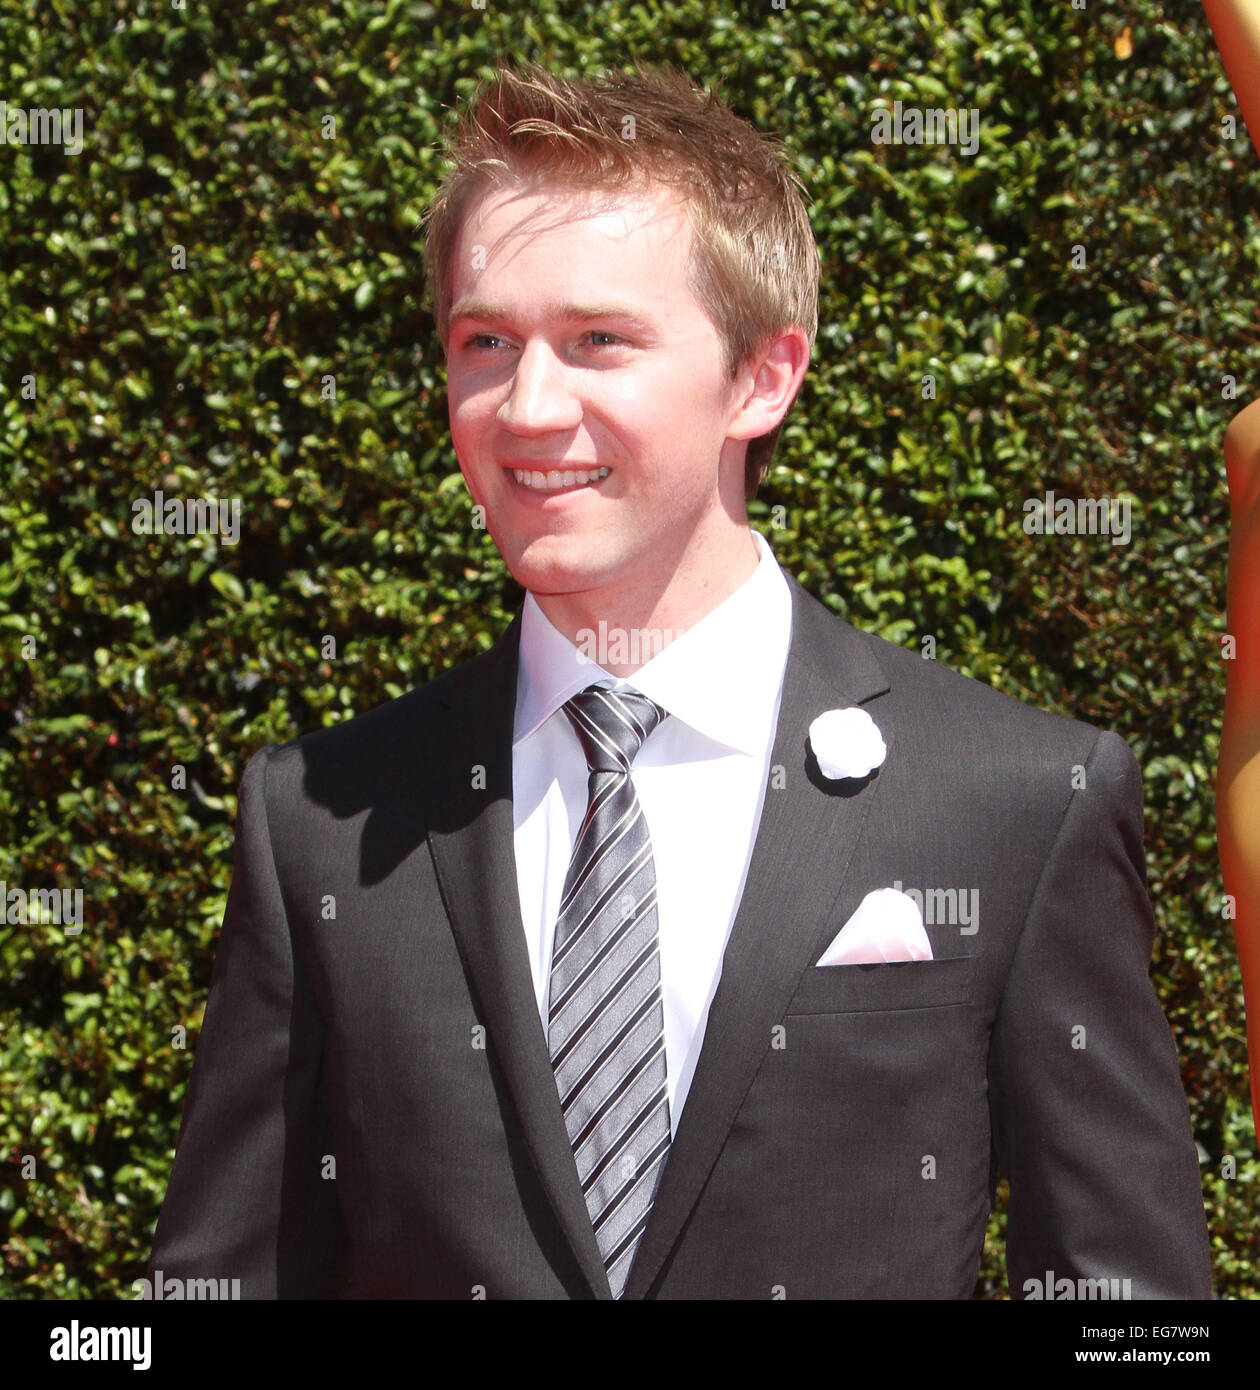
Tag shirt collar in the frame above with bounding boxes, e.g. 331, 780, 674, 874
513, 528, 791, 756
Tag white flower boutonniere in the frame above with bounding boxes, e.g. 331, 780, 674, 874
808, 707, 887, 780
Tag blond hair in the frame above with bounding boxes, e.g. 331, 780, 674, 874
419, 59, 818, 498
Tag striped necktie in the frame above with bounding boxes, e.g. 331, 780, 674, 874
547, 682, 672, 1299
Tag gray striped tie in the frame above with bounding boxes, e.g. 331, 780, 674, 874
548, 682, 672, 1300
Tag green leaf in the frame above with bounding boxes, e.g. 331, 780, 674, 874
209, 571, 246, 604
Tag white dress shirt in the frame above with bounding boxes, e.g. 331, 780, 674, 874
512, 527, 793, 1135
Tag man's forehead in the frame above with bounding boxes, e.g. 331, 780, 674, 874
449, 179, 695, 323
457, 176, 692, 249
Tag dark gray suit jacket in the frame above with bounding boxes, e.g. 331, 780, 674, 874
148, 572, 1212, 1298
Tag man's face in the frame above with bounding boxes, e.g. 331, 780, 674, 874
444, 179, 756, 608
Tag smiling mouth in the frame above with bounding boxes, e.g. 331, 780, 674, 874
506, 466, 611, 491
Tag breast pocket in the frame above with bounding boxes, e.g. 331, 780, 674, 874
784, 955, 976, 1016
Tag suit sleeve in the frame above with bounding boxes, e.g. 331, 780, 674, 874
147, 744, 344, 1298
987, 729, 1213, 1299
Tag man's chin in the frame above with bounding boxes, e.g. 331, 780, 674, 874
502, 538, 617, 598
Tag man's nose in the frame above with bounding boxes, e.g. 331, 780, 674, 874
499, 340, 582, 433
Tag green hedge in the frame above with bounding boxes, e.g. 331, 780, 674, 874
1, 0, 1255, 1298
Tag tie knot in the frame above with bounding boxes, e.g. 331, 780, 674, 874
563, 683, 668, 774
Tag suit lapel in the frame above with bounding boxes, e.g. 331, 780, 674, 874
426, 572, 893, 1301
622, 574, 892, 1298
425, 614, 615, 1299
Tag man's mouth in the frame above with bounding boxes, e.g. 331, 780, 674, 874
506, 466, 611, 492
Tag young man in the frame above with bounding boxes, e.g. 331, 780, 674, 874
148, 60, 1211, 1299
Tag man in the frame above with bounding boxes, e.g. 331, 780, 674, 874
148, 59, 1212, 1299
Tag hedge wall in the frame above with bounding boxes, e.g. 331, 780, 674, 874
1, 0, 1256, 1298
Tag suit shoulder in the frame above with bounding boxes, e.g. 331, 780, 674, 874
845, 619, 1129, 766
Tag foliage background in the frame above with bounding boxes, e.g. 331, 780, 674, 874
1, 0, 1256, 1298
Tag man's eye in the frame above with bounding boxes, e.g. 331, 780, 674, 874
460, 331, 625, 352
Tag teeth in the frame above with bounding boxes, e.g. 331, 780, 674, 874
512, 467, 610, 490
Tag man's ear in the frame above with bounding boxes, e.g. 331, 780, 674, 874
726, 325, 810, 442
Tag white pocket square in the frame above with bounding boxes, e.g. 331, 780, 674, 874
816, 887, 934, 966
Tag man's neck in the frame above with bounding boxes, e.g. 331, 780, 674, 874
532, 528, 760, 677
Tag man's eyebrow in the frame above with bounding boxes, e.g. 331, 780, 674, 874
449, 298, 657, 330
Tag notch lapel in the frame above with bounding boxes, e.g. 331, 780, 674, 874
425, 574, 893, 1302
622, 575, 893, 1299
425, 614, 615, 1300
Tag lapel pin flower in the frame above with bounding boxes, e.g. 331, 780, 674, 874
808, 707, 887, 780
